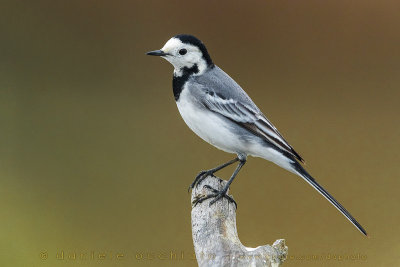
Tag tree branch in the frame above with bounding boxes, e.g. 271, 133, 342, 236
191, 175, 288, 267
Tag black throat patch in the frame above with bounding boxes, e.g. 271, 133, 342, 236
172, 64, 199, 101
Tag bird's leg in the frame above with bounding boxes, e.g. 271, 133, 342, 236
192, 158, 246, 209
188, 157, 239, 192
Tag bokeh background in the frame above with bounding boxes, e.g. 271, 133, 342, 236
1, 1, 399, 266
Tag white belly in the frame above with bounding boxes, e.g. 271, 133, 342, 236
176, 89, 243, 154
175, 87, 295, 173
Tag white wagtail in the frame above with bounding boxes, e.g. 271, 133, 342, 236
146, 34, 367, 236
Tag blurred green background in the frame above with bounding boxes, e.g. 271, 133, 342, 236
1, 0, 399, 266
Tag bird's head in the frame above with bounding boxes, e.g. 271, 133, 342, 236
146, 34, 214, 76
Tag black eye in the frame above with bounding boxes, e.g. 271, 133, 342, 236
179, 49, 187, 55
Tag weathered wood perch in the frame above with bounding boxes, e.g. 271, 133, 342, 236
191, 175, 288, 267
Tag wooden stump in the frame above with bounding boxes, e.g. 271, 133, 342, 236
191, 175, 288, 267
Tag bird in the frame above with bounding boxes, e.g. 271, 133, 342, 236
146, 34, 367, 236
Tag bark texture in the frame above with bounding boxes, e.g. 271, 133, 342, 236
191, 175, 288, 267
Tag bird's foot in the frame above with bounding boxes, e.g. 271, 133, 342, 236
188, 170, 215, 192
192, 185, 237, 209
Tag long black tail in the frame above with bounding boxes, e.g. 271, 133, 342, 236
291, 162, 367, 236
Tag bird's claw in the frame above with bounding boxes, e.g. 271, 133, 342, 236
192, 185, 237, 209
187, 170, 215, 192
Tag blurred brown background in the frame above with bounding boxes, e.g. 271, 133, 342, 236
1, 0, 399, 266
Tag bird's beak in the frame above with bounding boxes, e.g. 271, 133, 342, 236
146, 50, 169, 56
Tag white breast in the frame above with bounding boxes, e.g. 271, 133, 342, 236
175, 86, 295, 172
176, 87, 242, 154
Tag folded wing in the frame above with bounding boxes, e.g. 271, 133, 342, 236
203, 91, 305, 163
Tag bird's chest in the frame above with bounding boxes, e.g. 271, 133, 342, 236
176, 87, 237, 153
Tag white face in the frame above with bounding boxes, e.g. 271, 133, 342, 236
160, 38, 207, 76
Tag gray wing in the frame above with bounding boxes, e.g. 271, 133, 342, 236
193, 66, 304, 163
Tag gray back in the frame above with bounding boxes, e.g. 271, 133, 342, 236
189, 66, 260, 111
